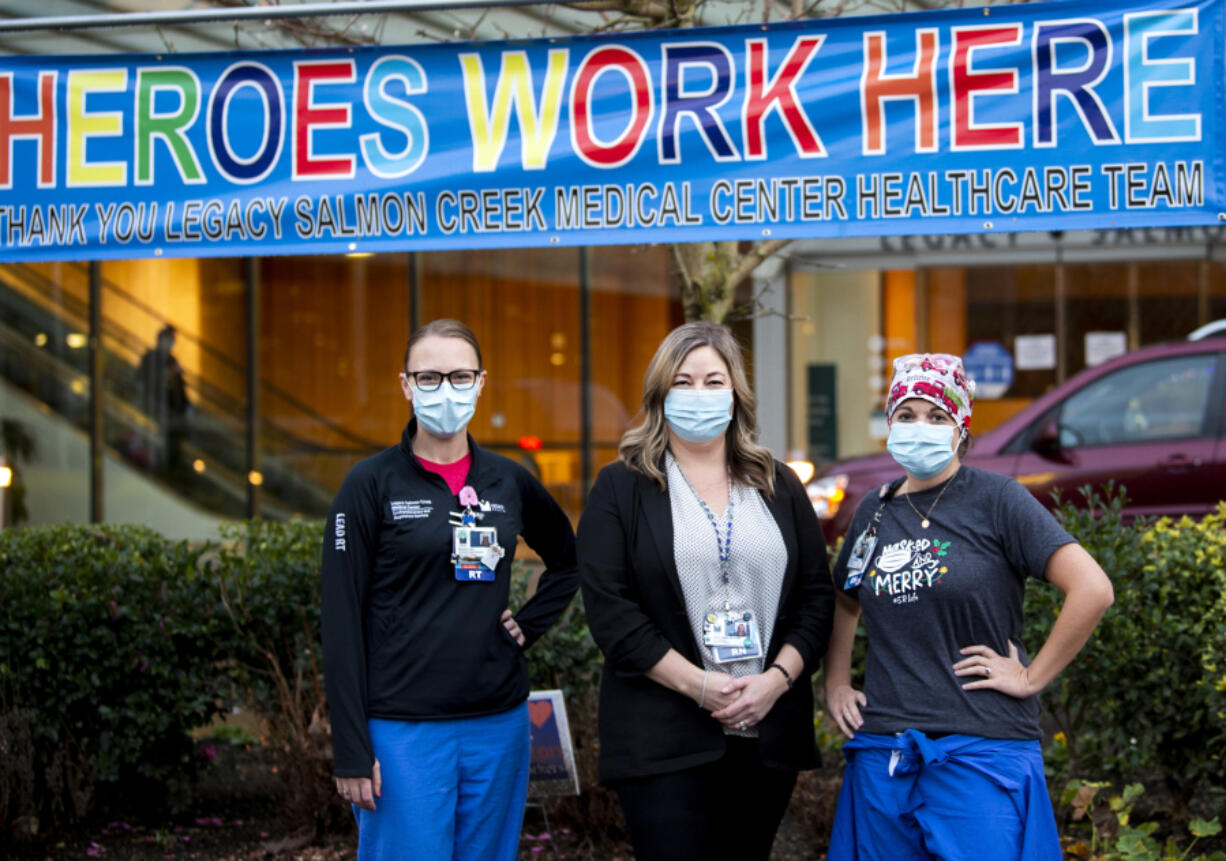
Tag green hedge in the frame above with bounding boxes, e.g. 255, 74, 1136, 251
2, 493, 1224, 844
211, 519, 338, 833
0, 525, 224, 836
1025, 488, 1226, 814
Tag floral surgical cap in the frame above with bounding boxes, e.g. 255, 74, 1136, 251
885, 353, 976, 435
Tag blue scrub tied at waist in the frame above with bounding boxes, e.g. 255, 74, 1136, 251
829, 730, 1061, 861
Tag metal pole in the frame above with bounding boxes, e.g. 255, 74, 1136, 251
246, 258, 261, 520
408, 252, 423, 334
782, 257, 793, 452
1055, 247, 1067, 385
1127, 264, 1141, 350
88, 261, 104, 523
579, 247, 593, 501
0, 0, 562, 32
914, 267, 930, 354
1198, 256, 1211, 327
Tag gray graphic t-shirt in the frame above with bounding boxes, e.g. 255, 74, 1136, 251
832, 466, 1074, 740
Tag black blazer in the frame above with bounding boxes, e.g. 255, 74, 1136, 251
577, 458, 834, 783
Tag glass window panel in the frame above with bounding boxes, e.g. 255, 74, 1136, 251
1063, 263, 1131, 372
0, 261, 92, 526
789, 269, 882, 463
101, 257, 250, 532
589, 244, 680, 475
422, 247, 584, 517
1058, 354, 1216, 447
1209, 261, 1226, 324
1134, 262, 1199, 345
259, 254, 406, 519
965, 264, 1057, 399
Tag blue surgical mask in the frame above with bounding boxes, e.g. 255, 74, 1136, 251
664, 388, 734, 443
412, 382, 478, 437
887, 421, 957, 479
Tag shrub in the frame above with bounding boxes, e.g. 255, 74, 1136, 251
0, 520, 331, 844
0, 524, 226, 840
207, 524, 607, 837
210, 519, 337, 836
0, 518, 604, 844
1057, 779, 1223, 861
1026, 487, 1226, 818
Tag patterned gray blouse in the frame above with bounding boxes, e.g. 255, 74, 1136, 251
666, 453, 788, 737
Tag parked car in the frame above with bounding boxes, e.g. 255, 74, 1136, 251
809, 333, 1226, 544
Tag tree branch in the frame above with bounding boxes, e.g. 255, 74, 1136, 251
726, 238, 790, 287
670, 242, 697, 290
566, 0, 671, 19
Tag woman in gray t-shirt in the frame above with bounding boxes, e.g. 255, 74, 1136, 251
825, 353, 1114, 861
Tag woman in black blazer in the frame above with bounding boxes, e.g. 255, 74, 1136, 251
578, 321, 834, 861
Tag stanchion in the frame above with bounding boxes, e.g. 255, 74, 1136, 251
522, 802, 559, 857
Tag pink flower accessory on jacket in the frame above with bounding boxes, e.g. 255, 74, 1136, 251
458, 486, 480, 507
885, 353, 976, 436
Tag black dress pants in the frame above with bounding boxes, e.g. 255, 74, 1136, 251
614, 737, 798, 861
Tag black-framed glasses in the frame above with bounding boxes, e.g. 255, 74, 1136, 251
405, 369, 481, 391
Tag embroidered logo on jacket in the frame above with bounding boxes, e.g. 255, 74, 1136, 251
334, 513, 346, 552
390, 499, 432, 520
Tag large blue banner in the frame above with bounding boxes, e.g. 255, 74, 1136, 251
0, 0, 1222, 261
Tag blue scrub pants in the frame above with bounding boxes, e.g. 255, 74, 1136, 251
829, 730, 1061, 861
355, 703, 530, 861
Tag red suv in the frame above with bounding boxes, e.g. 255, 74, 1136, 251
810, 334, 1226, 544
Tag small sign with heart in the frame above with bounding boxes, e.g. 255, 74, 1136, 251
528, 699, 554, 728
526, 690, 579, 798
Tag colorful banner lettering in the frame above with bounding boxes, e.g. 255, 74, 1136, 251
0, 0, 1222, 260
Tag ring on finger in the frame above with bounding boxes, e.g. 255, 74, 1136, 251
984, 665, 992, 676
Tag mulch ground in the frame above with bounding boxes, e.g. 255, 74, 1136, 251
32, 813, 822, 860
15, 736, 837, 860
17, 740, 1220, 860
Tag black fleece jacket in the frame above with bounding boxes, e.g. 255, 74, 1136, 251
321, 420, 578, 778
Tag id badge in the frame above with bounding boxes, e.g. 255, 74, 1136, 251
702, 609, 764, 664
843, 529, 876, 590
452, 525, 502, 582
454, 525, 498, 558
455, 561, 495, 582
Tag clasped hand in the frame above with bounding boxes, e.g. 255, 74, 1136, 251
703, 670, 788, 730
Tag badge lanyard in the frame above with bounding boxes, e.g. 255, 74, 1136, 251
678, 469, 735, 610
703, 485, 735, 612
677, 466, 764, 664
844, 478, 904, 590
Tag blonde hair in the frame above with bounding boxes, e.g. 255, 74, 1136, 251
404, 318, 482, 371
619, 321, 776, 496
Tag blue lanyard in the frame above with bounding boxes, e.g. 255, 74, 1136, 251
677, 462, 735, 609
